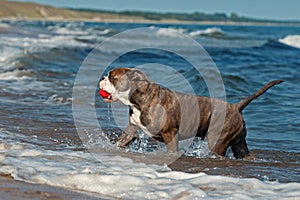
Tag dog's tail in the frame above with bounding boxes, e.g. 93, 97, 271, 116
236, 80, 283, 112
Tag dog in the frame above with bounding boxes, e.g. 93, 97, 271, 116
99, 68, 282, 159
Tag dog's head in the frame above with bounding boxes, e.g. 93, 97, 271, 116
99, 68, 149, 104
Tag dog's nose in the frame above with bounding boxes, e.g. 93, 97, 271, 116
100, 77, 105, 81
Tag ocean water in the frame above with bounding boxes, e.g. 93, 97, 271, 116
0, 20, 300, 199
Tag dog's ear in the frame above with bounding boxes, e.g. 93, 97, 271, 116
126, 69, 150, 82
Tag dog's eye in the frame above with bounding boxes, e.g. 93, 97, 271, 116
109, 75, 115, 80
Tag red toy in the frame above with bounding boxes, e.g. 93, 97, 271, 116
99, 89, 111, 99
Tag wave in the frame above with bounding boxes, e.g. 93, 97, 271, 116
49, 22, 115, 37
0, 34, 90, 70
189, 27, 225, 38
0, 22, 10, 28
0, 46, 21, 67
52, 27, 88, 36
1, 130, 300, 199
262, 39, 300, 50
0, 23, 94, 71
0, 69, 34, 80
93, 28, 116, 36
278, 35, 300, 49
46, 94, 72, 105
154, 27, 186, 38
0, 34, 88, 56
152, 27, 225, 39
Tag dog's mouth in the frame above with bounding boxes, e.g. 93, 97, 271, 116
99, 89, 113, 103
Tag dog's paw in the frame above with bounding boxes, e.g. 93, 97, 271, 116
243, 153, 256, 160
117, 133, 137, 148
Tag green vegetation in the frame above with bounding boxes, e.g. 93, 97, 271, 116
72, 8, 295, 23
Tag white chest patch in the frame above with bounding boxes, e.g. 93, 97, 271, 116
129, 107, 153, 137
116, 89, 131, 105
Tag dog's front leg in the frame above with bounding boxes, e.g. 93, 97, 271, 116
117, 123, 139, 148
161, 128, 178, 152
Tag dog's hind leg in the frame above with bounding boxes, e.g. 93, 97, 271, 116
231, 137, 250, 159
230, 128, 255, 159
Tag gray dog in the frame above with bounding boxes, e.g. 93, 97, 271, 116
99, 68, 282, 159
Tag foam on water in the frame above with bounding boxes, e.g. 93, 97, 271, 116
0, 23, 93, 77
189, 27, 225, 37
53, 26, 89, 36
278, 35, 300, 49
0, 46, 22, 71
0, 22, 10, 28
155, 27, 186, 37
0, 46, 20, 63
2, 35, 90, 49
152, 27, 225, 39
0, 69, 34, 80
0, 22, 92, 60
46, 94, 72, 105
0, 131, 299, 199
97, 28, 114, 35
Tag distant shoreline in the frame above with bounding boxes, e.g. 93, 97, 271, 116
0, 1, 300, 27
1, 16, 300, 27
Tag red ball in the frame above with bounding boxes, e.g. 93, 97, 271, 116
99, 89, 111, 98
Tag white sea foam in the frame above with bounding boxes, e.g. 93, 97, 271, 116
279, 35, 300, 49
0, 131, 299, 200
46, 94, 72, 105
0, 23, 93, 76
0, 30, 90, 56
49, 23, 112, 40
0, 22, 10, 28
152, 27, 225, 40
0, 47, 20, 63
155, 27, 186, 37
0, 46, 23, 71
189, 27, 224, 37
0, 69, 34, 80
53, 27, 88, 36
0, 35, 88, 74
97, 28, 113, 35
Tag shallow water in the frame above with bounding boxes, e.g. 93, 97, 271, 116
0, 20, 300, 199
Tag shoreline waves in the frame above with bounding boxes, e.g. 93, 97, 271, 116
0, 175, 102, 200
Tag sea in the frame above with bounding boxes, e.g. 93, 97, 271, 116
0, 20, 299, 199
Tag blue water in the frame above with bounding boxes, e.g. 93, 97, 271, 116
0, 20, 299, 184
